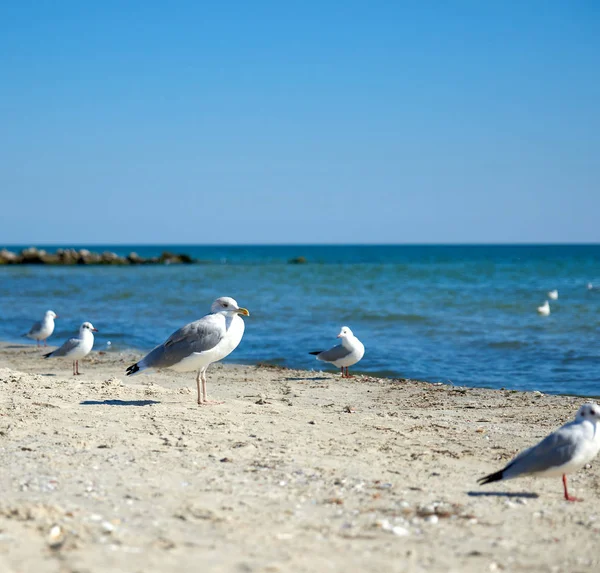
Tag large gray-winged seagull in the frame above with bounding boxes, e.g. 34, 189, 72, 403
126, 297, 250, 405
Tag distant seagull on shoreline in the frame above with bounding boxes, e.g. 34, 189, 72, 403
310, 326, 365, 378
478, 403, 600, 501
548, 290, 558, 300
588, 282, 594, 291
24, 310, 58, 347
125, 297, 250, 405
44, 322, 97, 375
537, 301, 550, 316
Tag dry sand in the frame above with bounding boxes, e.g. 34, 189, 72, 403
0, 343, 599, 573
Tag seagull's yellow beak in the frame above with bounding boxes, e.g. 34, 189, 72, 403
237, 308, 250, 316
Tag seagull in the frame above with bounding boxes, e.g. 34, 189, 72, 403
478, 403, 600, 501
588, 282, 594, 291
125, 297, 249, 405
537, 300, 550, 315
310, 326, 365, 378
44, 322, 98, 375
24, 310, 58, 347
548, 290, 558, 300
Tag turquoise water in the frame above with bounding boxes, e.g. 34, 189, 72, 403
1, 245, 599, 396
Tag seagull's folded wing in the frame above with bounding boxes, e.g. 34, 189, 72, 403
141, 315, 225, 369
504, 424, 582, 477
28, 320, 43, 335
316, 344, 352, 363
49, 337, 81, 357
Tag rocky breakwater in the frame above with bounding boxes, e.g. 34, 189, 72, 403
0, 247, 195, 265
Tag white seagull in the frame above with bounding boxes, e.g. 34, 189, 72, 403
478, 403, 600, 501
24, 310, 58, 347
44, 322, 98, 375
310, 326, 365, 378
548, 290, 558, 300
537, 300, 550, 315
125, 297, 250, 405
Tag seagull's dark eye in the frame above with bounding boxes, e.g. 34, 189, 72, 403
223, 303, 228, 308
592, 409, 597, 416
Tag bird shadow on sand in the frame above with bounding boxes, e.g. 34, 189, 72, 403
80, 399, 160, 407
467, 491, 539, 499
284, 376, 329, 381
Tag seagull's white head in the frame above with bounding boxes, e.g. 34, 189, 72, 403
211, 297, 250, 317
337, 326, 354, 339
576, 403, 600, 423
80, 321, 98, 333
46, 310, 58, 320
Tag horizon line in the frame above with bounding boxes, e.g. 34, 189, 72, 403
1, 242, 600, 248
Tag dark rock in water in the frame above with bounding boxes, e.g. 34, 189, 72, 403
289, 256, 307, 264
0, 247, 197, 266
160, 251, 195, 264
0, 249, 18, 264
20, 247, 46, 264
127, 252, 143, 264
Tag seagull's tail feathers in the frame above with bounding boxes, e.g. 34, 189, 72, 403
477, 469, 505, 486
43, 351, 54, 359
309, 351, 322, 356
126, 362, 142, 376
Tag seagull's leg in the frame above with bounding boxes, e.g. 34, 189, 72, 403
72, 361, 76, 376
200, 368, 223, 405
75, 360, 82, 375
196, 370, 202, 405
562, 474, 583, 502
43, 338, 47, 347
37, 340, 40, 348
346, 367, 354, 378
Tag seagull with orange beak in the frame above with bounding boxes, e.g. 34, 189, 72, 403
310, 326, 365, 378
44, 321, 98, 375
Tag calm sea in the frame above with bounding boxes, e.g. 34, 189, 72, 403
1, 245, 599, 396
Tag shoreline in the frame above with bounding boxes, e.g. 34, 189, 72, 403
1, 343, 600, 571
2, 338, 596, 401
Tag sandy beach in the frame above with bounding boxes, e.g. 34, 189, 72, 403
0, 343, 599, 573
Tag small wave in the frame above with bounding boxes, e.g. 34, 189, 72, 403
486, 341, 528, 350
103, 291, 135, 301
352, 312, 431, 324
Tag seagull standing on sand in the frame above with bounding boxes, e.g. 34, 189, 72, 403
478, 403, 600, 501
537, 300, 550, 315
24, 310, 58, 347
125, 297, 250, 405
548, 290, 558, 300
44, 322, 97, 375
310, 326, 365, 378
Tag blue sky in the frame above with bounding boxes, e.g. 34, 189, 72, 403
1, 1, 598, 244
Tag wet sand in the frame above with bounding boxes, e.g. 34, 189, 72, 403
0, 343, 598, 572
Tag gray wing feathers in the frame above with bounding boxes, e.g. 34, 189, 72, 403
505, 425, 580, 477
49, 338, 81, 357
317, 344, 352, 363
27, 321, 43, 336
140, 316, 224, 369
